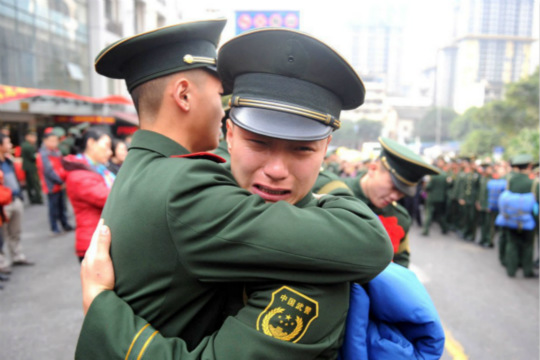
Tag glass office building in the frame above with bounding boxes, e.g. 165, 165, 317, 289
0, 0, 90, 95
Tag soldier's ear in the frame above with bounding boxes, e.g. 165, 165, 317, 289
226, 119, 234, 150
172, 78, 191, 112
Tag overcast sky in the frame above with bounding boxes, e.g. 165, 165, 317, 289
182, 0, 456, 84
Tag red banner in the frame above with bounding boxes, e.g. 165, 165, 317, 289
55, 115, 115, 124
0, 84, 132, 105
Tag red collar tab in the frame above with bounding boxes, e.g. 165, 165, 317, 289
170, 152, 226, 163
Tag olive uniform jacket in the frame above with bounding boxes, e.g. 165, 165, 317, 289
75, 130, 392, 359
21, 140, 38, 172
314, 170, 412, 267
457, 171, 480, 204
425, 172, 448, 204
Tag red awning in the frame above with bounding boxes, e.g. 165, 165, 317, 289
0, 84, 133, 105
113, 111, 139, 125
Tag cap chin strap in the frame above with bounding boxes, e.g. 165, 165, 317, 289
230, 96, 341, 130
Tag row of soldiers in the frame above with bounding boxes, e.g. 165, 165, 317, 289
422, 155, 539, 278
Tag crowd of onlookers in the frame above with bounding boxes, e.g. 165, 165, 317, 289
323, 152, 540, 278
0, 124, 130, 289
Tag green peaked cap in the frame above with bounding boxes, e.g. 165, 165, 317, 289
95, 19, 226, 92
218, 28, 365, 141
511, 153, 533, 166
379, 137, 440, 197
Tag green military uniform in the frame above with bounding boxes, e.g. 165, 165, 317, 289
313, 137, 439, 268
502, 155, 538, 277
422, 170, 448, 236
212, 139, 230, 164
76, 23, 393, 359
76, 182, 379, 359
477, 171, 494, 247
456, 169, 480, 241
20, 138, 42, 204
314, 169, 412, 267
59, 136, 76, 155
445, 163, 460, 231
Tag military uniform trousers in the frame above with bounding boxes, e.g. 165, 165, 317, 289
459, 203, 477, 241
446, 199, 459, 231
24, 169, 43, 204
478, 210, 494, 246
503, 228, 535, 277
422, 200, 447, 235
498, 225, 507, 266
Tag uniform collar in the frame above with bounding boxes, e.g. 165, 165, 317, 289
294, 192, 315, 208
129, 130, 189, 157
346, 171, 369, 204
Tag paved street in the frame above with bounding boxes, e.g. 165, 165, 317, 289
0, 202, 82, 360
410, 222, 539, 360
0, 202, 539, 359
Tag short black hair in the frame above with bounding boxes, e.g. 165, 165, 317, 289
81, 127, 111, 152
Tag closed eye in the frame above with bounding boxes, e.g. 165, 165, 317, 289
248, 139, 268, 146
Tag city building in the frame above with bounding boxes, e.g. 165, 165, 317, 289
437, 0, 538, 113
0, 0, 183, 144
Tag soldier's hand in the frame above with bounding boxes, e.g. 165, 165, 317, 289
81, 219, 115, 315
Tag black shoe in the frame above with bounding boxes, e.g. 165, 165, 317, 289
0, 266, 12, 274
0, 273, 9, 281
63, 224, 75, 232
13, 259, 35, 266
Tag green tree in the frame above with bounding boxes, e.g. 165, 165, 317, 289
452, 67, 539, 157
415, 107, 458, 142
459, 129, 504, 157
504, 128, 539, 162
331, 119, 382, 149
449, 107, 484, 139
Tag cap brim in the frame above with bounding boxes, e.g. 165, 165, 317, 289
388, 172, 416, 197
230, 107, 332, 141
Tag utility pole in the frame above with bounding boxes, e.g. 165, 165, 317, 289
434, 48, 442, 146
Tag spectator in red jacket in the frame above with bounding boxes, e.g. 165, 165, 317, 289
37, 128, 74, 235
63, 127, 114, 262
0, 169, 13, 286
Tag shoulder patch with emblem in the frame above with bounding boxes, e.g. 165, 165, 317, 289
256, 286, 319, 343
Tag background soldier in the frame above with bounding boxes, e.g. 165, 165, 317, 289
477, 162, 494, 247
456, 157, 480, 241
445, 159, 460, 232
422, 157, 448, 236
21, 130, 43, 204
499, 154, 538, 278
314, 137, 440, 268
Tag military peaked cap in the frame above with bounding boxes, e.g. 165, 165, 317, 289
511, 153, 533, 167
217, 28, 365, 141
379, 137, 440, 197
95, 19, 226, 92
